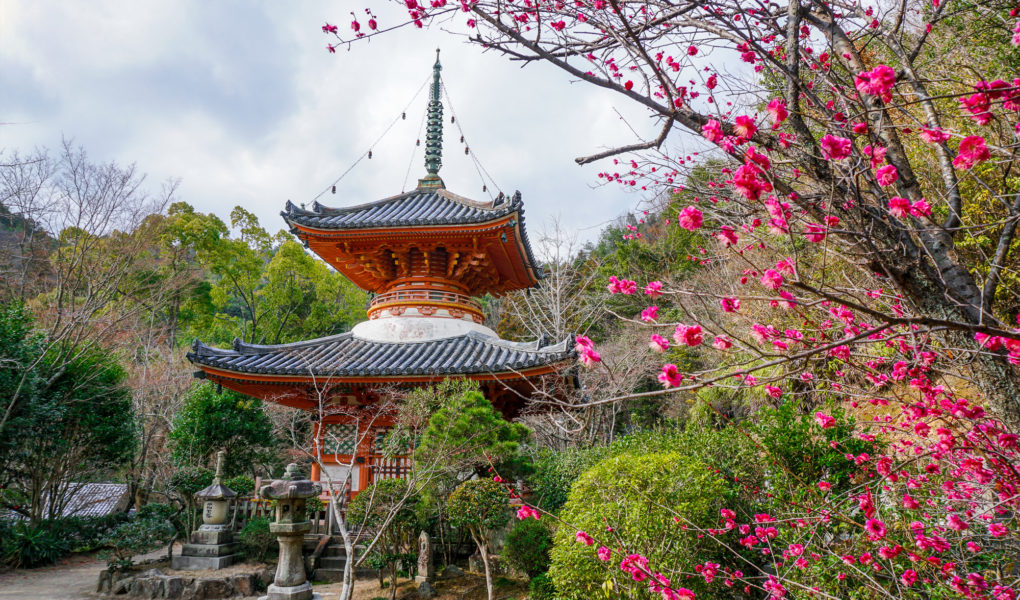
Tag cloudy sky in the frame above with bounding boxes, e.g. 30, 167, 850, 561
0, 1, 669, 248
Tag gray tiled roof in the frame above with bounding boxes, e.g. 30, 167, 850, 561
188, 331, 574, 378
281, 189, 544, 281
60, 483, 129, 518
282, 189, 521, 230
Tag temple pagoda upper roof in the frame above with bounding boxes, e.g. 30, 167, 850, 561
189, 330, 572, 380
281, 189, 544, 296
282, 188, 520, 231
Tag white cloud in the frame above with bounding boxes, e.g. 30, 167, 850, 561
0, 0, 662, 246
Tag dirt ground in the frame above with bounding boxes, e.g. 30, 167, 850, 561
0, 550, 527, 600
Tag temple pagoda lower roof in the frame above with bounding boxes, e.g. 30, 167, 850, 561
187, 331, 574, 379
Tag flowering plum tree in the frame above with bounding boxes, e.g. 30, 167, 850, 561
323, 0, 1020, 597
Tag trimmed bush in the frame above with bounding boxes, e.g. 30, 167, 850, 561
547, 452, 728, 600
239, 516, 274, 562
503, 518, 553, 578
101, 512, 175, 570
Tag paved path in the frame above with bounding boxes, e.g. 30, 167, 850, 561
0, 547, 172, 600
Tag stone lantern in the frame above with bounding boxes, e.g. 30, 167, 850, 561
172, 451, 240, 570
258, 463, 322, 600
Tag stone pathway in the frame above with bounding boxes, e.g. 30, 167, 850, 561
0, 547, 173, 600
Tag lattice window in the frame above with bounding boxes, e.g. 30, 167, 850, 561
321, 423, 357, 455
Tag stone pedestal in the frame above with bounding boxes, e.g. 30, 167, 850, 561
172, 525, 241, 570
172, 452, 240, 571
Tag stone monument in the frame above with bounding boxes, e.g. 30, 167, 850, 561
258, 463, 322, 600
415, 530, 436, 597
172, 451, 240, 570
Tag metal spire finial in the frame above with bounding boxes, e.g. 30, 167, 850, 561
419, 48, 445, 189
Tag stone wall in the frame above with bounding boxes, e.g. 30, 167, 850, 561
97, 566, 273, 599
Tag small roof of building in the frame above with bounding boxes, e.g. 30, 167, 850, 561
188, 331, 573, 379
60, 483, 129, 518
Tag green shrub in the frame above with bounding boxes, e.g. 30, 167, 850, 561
503, 518, 553, 578
1, 521, 72, 568
239, 516, 275, 562
528, 573, 557, 600
222, 475, 255, 497
101, 513, 175, 570
547, 452, 728, 600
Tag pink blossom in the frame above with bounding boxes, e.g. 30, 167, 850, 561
674, 324, 703, 346
733, 115, 757, 139
989, 523, 1008, 537
814, 412, 836, 428
658, 363, 684, 388
574, 335, 594, 352
910, 199, 932, 217
678, 206, 704, 230
702, 119, 724, 143
712, 335, 733, 350
765, 385, 783, 398
720, 297, 740, 312
875, 164, 898, 186
649, 334, 670, 352
641, 306, 659, 322
575, 531, 594, 545
953, 135, 991, 170
597, 546, 612, 561
766, 99, 788, 129
804, 223, 827, 243
855, 65, 897, 101
947, 514, 969, 531
716, 226, 739, 246
902, 494, 919, 509
579, 347, 601, 367
888, 197, 911, 218
516, 505, 540, 520
818, 481, 831, 491
760, 269, 784, 290
731, 163, 772, 200
865, 518, 887, 540
920, 127, 951, 144
645, 281, 664, 297
901, 569, 918, 586
820, 134, 852, 160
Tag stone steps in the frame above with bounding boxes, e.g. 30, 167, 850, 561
311, 566, 377, 583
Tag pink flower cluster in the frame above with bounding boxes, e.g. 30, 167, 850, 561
608, 275, 638, 294
855, 64, 897, 102
575, 335, 601, 367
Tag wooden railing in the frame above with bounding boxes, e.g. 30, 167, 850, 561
369, 288, 482, 313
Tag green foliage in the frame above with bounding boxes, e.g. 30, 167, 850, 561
528, 426, 759, 514
415, 390, 530, 477
548, 452, 728, 600
503, 518, 553, 578
447, 478, 511, 535
0, 520, 72, 568
528, 573, 557, 600
222, 475, 255, 497
753, 401, 878, 494
169, 382, 275, 476
348, 479, 421, 594
239, 516, 275, 562
528, 446, 611, 513
0, 304, 136, 521
101, 511, 176, 570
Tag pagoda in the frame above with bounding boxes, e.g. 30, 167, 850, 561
188, 52, 575, 495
